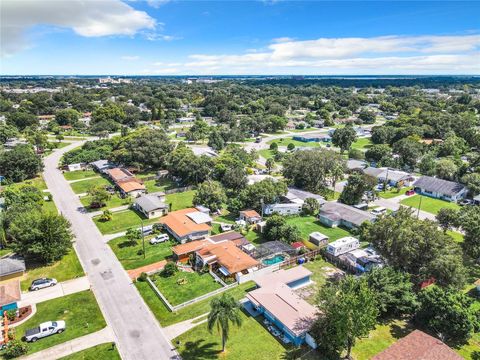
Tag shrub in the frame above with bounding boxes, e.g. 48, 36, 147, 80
161, 262, 178, 277
269, 142, 278, 151
137, 272, 148, 282
287, 143, 295, 151
6, 309, 16, 321
3, 340, 28, 359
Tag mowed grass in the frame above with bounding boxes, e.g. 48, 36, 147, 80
63, 170, 97, 181
152, 271, 222, 306
378, 187, 412, 199
268, 137, 322, 148
70, 177, 111, 194
42, 199, 58, 214
400, 195, 460, 215
93, 209, 158, 235
285, 216, 351, 242
80, 194, 131, 211
13, 291, 106, 356
136, 281, 256, 327
141, 178, 176, 193
21, 250, 84, 291
108, 235, 173, 270
351, 137, 373, 151
166, 190, 195, 211
59, 343, 120, 360
174, 310, 289, 360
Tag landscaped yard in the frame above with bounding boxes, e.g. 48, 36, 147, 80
108, 235, 173, 270
258, 149, 275, 160
378, 187, 412, 199
70, 177, 111, 194
136, 280, 256, 326
42, 199, 58, 214
400, 195, 460, 215
286, 216, 351, 242
59, 343, 120, 360
351, 137, 373, 151
93, 209, 159, 235
141, 178, 176, 193
268, 137, 322, 148
63, 170, 98, 181
151, 271, 222, 306
166, 190, 195, 211
21, 250, 84, 291
11, 290, 106, 356
80, 194, 131, 211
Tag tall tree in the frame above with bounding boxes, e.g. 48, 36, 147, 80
332, 125, 357, 154
339, 172, 377, 205
193, 181, 227, 211
0, 144, 43, 182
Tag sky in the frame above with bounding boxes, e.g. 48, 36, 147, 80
1, 0, 479, 75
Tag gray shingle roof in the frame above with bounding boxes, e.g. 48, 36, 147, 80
320, 202, 375, 226
0, 256, 26, 277
414, 176, 466, 197
134, 194, 167, 213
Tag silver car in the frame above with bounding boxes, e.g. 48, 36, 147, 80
30, 278, 58, 291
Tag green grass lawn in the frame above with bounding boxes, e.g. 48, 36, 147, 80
302, 258, 332, 303
268, 137, 322, 148
80, 194, 131, 211
447, 230, 464, 243
166, 190, 195, 211
108, 235, 173, 270
11, 290, 106, 356
456, 332, 480, 359
152, 271, 222, 306
378, 187, 412, 199
258, 149, 275, 160
93, 209, 159, 235
143, 178, 177, 193
351, 137, 373, 151
63, 170, 98, 181
285, 216, 352, 242
59, 343, 120, 360
70, 177, 111, 194
173, 310, 289, 360
42, 199, 58, 214
21, 250, 84, 291
136, 281, 256, 326
400, 195, 460, 215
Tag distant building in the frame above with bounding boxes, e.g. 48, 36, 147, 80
90, 159, 115, 174
363, 167, 414, 187
414, 176, 468, 202
293, 133, 331, 143
239, 210, 262, 224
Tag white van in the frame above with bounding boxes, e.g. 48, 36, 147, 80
371, 207, 387, 216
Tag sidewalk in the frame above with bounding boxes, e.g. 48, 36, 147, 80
88, 205, 130, 218
19, 327, 115, 360
103, 231, 127, 242
163, 313, 209, 340
19, 277, 90, 307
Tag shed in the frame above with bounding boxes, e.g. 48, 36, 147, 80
309, 232, 329, 247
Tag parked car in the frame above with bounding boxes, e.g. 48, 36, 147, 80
25, 321, 65, 342
255, 137, 262, 143
371, 207, 387, 216
406, 189, 415, 196
459, 199, 473, 206
149, 234, 169, 244
142, 225, 154, 236
30, 278, 57, 291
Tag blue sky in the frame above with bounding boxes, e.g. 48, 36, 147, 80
1, 0, 479, 75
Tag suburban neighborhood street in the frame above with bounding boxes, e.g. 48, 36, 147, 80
42, 142, 179, 360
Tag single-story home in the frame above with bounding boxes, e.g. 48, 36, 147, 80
90, 159, 115, 174
67, 163, 86, 172
347, 159, 368, 172
133, 193, 168, 219
106, 168, 134, 183
117, 179, 146, 198
293, 133, 331, 143
319, 202, 375, 229
244, 267, 317, 348
326, 236, 360, 257
239, 210, 262, 224
413, 176, 468, 202
264, 188, 325, 216
0, 256, 26, 281
0, 279, 21, 312
363, 167, 414, 187
372, 330, 462, 360
159, 208, 212, 243
263, 202, 303, 216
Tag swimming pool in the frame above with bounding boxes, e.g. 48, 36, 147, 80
262, 254, 286, 266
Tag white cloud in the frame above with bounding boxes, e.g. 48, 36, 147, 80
1, 0, 156, 57
146, 0, 171, 8
121, 55, 140, 61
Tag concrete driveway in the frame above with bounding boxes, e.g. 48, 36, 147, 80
42, 142, 179, 360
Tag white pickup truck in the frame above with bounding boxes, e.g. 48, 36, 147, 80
24, 321, 66, 342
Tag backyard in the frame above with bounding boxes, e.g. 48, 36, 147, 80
59, 343, 120, 360
166, 190, 195, 211
8, 290, 106, 356
285, 216, 352, 242
151, 271, 222, 306
108, 235, 173, 270
70, 177, 111, 194
351, 137, 373, 151
93, 209, 159, 235
400, 195, 460, 215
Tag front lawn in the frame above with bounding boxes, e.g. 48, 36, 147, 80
400, 195, 460, 215
80, 194, 131, 211
63, 170, 98, 181
268, 137, 322, 148
258, 149, 275, 160
59, 343, 120, 360
42, 199, 58, 214
92, 209, 159, 235
108, 235, 173, 270
136, 281, 255, 326
11, 290, 106, 356
173, 310, 289, 360
152, 271, 222, 306
285, 216, 351, 242
351, 137, 373, 151
166, 190, 195, 211
70, 177, 111, 194
21, 250, 84, 291
378, 187, 412, 199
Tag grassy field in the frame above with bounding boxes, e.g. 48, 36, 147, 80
141, 178, 176, 193
166, 190, 195, 211
93, 209, 159, 235
173, 310, 289, 360
12, 291, 106, 356
21, 250, 84, 291
268, 137, 322, 148
59, 343, 120, 360
80, 194, 131, 211
136, 281, 256, 326
63, 170, 98, 181
258, 149, 275, 160
108, 235, 173, 270
70, 177, 111, 194
447, 230, 464, 243
378, 187, 412, 199
351, 137, 373, 151
286, 216, 351, 242
152, 271, 222, 306
42, 199, 58, 214
400, 195, 460, 215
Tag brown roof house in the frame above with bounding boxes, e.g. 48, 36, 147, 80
239, 210, 262, 224
372, 330, 462, 360
159, 208, 212, 243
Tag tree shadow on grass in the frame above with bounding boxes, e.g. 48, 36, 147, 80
118, 240, 138, 248
178, 339, 221, 360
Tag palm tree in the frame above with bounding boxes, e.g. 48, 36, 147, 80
207, 293, 242, 353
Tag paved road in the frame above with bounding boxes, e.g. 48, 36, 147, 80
373, 195, 437, 221
43, 142, 179, 360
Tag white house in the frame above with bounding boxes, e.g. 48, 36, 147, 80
326, 236, 360, 257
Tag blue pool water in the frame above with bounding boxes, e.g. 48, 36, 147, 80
262, 254, 285, 266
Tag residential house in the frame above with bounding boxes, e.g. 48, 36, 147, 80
0, 280, 21, 312
37, 115, 55, 127
346, 159, 368, 172
90, 159, 114, 174
363, 167, 414, 187
244, 267, 317, 348
264, 188, 325, 216
413, 176, 468, 202
0, 256, 26, 281
106, 168, 134, 183
293, 133, 331, 143
159, 208, 212, 243
107, 168, 146, 198
326, 236, 360, 256
239, 210, 262, 224
372, 330, 462, 360
133, 192, 168, 219
319, 202, 375, 229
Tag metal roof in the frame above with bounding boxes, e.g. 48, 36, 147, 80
414, 176, 467, 197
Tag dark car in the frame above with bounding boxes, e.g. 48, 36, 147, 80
406, 189, 415, 196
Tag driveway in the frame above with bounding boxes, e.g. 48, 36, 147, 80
374, 196, 437, 221
42, 142, 178, 360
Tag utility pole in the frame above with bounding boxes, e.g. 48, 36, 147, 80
141, 220, 146, 259
417, 195, 423, 219
260, 198, 264, 218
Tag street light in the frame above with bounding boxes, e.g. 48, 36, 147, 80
141, 220, 146, 259
417, 195, 423, 219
